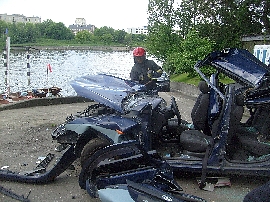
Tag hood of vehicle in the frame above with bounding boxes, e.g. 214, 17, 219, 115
199, 48, 270, 88
70, 74, 146, 112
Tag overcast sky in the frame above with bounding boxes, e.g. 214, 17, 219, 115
0, 0, 149, 30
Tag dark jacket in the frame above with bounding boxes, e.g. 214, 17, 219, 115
130, 59, 163, 84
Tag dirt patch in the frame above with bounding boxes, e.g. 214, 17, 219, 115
0, 102, 100, 202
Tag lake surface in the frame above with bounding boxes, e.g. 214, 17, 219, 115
0, 50, 159, 97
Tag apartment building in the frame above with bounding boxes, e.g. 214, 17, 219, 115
0, 13, 41, 24
127, 26, 148, 34
68, 18, 95, 35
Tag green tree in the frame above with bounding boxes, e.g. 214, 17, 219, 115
187, 0, 264, 49
248, 0, 270, 34
94, 26, 115, 44
75, 30, 96, 43
147, 0, 182, 62
39, 20, 74, 40
174, 0, 200, 38
124, 33, 133, 45
146, 0, 269, 75
113, 29, 127, 43
53, 22, 74, 40
100, 33, 113, 45
7, 22, 37, 44
165, 30, 214, 76
0, 20, 8, 48
132, 34, 147, 43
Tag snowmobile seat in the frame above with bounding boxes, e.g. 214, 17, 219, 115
180, 130, 213, 153
227, 93, 245, 145
180, 81, 214, 153
238, 105, 270, 156
180, 83, 233, 154
191, 81, 211, 135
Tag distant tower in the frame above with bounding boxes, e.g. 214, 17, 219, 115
75, 18, 86, 26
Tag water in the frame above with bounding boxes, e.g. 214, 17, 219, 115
0, 50, 144, 97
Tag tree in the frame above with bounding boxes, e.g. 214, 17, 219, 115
94, 26, 115, 44
53, 22, 74, 40
124, 33, 132, 45
146, 0, 269, 76
75, 30, 95, 43
39, 20, 74, 40
7, 22, 38, 44
175, 0, 199, 38
0, 20, 8, 48
113, 29, 126, 43
246, 0, 270, 34
100, 33, 113, 45
147, 0, 182, 62
165, 30, 214, 76
187, 0, 264, 49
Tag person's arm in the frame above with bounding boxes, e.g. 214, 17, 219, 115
130, 66, 139, 81
147, 60, 163, 78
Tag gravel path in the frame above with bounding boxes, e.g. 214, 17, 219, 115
0, 92, 268, 202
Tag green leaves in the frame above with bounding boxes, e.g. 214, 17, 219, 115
166, 30, 214, 77
146, 0, 268, 77
0, 19, 74, 44
75, 30, 96, 44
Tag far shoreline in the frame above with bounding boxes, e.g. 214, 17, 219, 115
10, 45, 134, 52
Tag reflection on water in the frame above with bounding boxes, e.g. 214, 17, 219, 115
0, 50, 137, 96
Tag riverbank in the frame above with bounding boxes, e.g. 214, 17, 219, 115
11, 45, 133, 52
0, 96, 93, 111
0, 82, 199, 110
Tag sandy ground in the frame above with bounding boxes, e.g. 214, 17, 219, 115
0, 92, 269, 202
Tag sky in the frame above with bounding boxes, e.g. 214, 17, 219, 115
0, 0, 149, 30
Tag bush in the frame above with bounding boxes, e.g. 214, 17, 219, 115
165, 30, 215, 77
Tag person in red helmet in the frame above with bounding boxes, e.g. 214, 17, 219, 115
130, 47, 163, 85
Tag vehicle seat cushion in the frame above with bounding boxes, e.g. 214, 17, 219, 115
191, 81, 211, 135
227, 94, 244, 145
238, 134, 270, 156
180, 130, 213, 153
251, 106, 270, 137
237, 105, 270, 156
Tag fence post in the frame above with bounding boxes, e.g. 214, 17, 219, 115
27, 51, 30, 89
4, 37, 10, 95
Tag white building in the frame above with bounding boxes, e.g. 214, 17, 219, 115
68, 18, 95, 35
75, 18, 86, 26
127, 26, 148, 34
0, 13, 41, 24
254, 45, 270, 66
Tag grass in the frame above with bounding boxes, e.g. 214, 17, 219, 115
170, 73, 202, 86
11, 39, 108, 47
10, 38, 144, 48
171, 73, 235, 86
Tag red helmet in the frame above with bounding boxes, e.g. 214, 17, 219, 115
133, 47, 146, 57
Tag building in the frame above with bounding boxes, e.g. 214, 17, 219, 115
253, 44, 270, 66
75, 18, 86, 26
126, 26, 148, 34
241, 35, 270, 65
68, 18, 95, 35
241, 35, 270, 53
0, 13, 41, 24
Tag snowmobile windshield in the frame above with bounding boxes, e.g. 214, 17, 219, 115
70, 74, 146, 112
